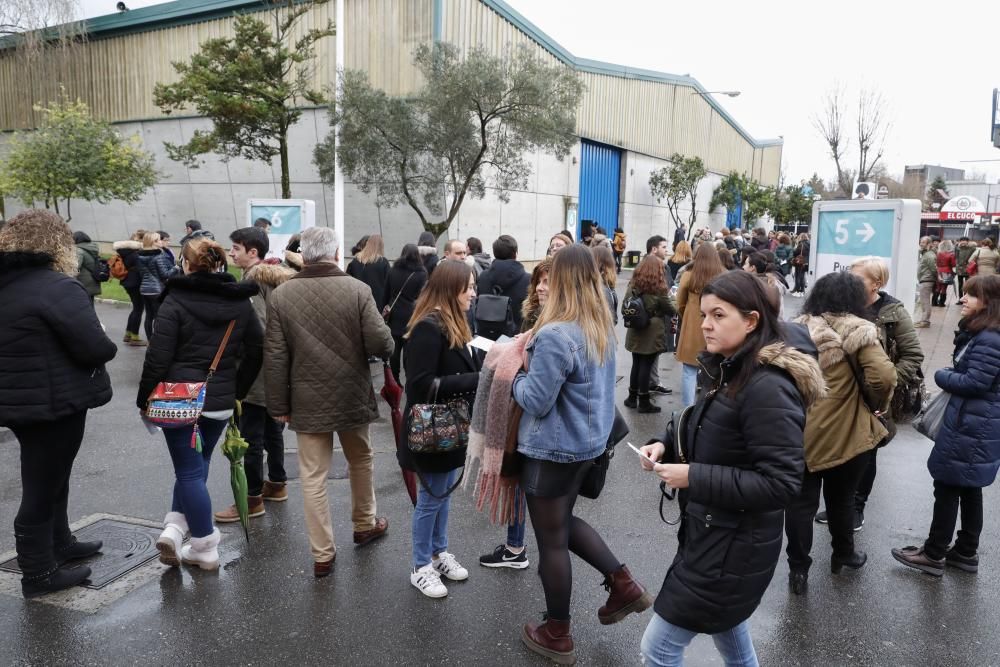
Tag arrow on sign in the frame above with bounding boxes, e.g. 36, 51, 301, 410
855, 222, 875, 243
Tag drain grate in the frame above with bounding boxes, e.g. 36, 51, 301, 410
0, 518, 162, 589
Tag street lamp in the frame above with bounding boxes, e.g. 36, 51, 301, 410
691, 90, 741, 98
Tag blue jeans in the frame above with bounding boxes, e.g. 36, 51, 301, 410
163, 417, 227, 538
506, 489, 527, 548
641, 613, 758, 667
412, 470, 457, 569
681, 363, 699, 407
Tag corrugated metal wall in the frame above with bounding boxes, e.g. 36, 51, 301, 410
579, 139, 621, 234
0, 2, 336, 129
0, 0, 782, 185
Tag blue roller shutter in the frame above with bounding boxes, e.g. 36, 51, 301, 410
579, 140, 622, 238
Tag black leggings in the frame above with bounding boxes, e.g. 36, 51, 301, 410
525, 461, 621, 620
126, 286, 144, 336
630, 353, 656, 393
142, 295, 161, 340
793, 265, 808, 293
11, 411, 87, 545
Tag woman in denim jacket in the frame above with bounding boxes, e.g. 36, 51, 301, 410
513, 245, 653, 665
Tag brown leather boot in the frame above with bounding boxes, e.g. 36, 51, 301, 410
261, 481, 288, 502
521, 615, 575, 665
598, 564, 654, 625
214, 495, 266, 523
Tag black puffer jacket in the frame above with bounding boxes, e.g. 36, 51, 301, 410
137, 271, 263, 412
0, 252, 117, 425
477, 259, 530, 330
653, 335, 824, 634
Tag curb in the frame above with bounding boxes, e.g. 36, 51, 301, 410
96, 298, 131, 308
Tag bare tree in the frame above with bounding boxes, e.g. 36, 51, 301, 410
0, 0, 82, 51
812, 86, 852, 196
856, 87, 890, 182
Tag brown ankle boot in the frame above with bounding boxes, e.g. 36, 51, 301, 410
598, 564, 654, 625
521, 615, 575, 665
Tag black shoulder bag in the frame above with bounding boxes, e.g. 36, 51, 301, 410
578, 407, 630, 500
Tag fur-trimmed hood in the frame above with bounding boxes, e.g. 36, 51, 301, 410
794, 313, 880, 370
283, 249, 303, 271
245, 262, 294, 288
113, 240, 142, 251
757, 342, 826, 407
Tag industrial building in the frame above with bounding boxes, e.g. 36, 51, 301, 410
0, 0, 782, 258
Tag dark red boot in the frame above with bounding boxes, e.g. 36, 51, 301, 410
521, 615, 575, 665
598, 564, 653, 625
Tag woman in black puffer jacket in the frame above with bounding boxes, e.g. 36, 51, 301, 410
137, 238, 262, 572
638, 271, 823, 666
0, 210, 118, 599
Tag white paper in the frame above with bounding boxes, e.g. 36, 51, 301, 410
469, 336, 494, 352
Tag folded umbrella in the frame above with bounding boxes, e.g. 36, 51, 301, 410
381, 363, 417, 505
221, 401, 251, 541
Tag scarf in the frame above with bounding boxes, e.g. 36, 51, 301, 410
464, 334, 530, 525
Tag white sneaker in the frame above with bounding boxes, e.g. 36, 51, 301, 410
411, 564, 448, 598
433, 552, 469, 581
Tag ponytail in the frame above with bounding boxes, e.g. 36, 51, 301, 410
183, 238, 228, 273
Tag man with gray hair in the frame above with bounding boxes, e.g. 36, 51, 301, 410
265, 226, 394, 577
915, 235, 937, 328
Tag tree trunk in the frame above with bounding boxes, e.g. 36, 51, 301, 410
279, 133, 291, 199
65, 198, 72, 222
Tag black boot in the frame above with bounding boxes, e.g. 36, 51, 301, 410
16, 520, 91, 599
637, 393, 661, 414
624, 389, 638, 409
788, 571, 808, 595
831, 550, 867, 574
55, 538, 103, 565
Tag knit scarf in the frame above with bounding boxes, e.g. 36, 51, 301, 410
464, 334, 529, 525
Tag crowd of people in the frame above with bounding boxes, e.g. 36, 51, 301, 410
2, 207, 1000, 666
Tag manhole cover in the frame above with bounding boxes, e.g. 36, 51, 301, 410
0, 518, 162, 589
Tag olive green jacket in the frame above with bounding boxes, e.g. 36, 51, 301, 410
872, 295, 924, 386
917, 249, 937, 283
623, 285, 676, 355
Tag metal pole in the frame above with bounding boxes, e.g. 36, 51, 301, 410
333, 0, 345, 268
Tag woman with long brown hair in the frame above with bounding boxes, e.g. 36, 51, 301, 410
676, 243, 726, 406
347, 233, 391, 311
893, 274, 1000, 576
624, 255, 676, 413
593, 244, 620, 324
402, 260, 481, 598
514, 244, 652, 664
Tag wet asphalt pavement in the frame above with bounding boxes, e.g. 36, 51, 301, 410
0, 293, 997, 666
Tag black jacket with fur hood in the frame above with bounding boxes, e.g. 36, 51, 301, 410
0, 251, 118, 425
137, 271, 263, 413
654, 333, 824, 635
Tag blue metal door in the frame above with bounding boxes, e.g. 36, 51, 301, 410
579, 140, 621, 238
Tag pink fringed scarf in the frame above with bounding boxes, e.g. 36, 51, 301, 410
465, 334, 529, 525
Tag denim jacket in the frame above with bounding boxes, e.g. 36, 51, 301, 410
513, 322, 615, 463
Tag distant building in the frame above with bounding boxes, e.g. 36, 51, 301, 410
903, 164, 966, 197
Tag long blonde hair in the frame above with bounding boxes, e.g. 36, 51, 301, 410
405, 259, 473, 348
356, 234, 384, 264
532, 244, 613, 361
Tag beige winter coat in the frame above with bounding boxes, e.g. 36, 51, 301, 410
795, 314, 897, 472
265, 262, 394, 433
675, 271, 706, 365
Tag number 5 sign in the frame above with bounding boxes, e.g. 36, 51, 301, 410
809, 199, 922, 311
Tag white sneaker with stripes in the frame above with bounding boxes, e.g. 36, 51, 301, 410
433, 552, 469, 581
411, 564, 448, 598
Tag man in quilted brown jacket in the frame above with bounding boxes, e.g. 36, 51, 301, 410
265, 227, 394, 577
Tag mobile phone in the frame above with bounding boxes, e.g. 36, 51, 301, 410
627, 442, 654, 461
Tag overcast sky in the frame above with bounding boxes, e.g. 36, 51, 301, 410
80, 0, 1000, 185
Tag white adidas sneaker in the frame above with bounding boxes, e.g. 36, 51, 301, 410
411, 564, 448, 598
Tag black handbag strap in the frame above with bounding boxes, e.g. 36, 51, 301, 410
411, 461, 465, 500
385, 272, 415, 316
844, 353, 881, 416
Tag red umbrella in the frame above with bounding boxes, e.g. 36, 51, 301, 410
381, 362, 417, 505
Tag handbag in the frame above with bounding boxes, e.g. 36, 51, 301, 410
146, 320, 236, 451
406, 378, 471, 455
382, 272, 414, 323
915, 391, 949, 441
579, 407, 630, 500
884, 322, 928, 423
657, 406, 693, 524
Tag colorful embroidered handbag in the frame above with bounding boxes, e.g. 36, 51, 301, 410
146, 320, 236, 451
406, 379, 471, 455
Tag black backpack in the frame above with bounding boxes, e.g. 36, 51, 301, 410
92, 258, 111, 283
622, 292, 650, 329
474, 286, 516, 341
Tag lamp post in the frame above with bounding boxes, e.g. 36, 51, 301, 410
691, 90, 741, 98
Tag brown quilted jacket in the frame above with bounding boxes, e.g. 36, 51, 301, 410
265, 262, 394, 433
